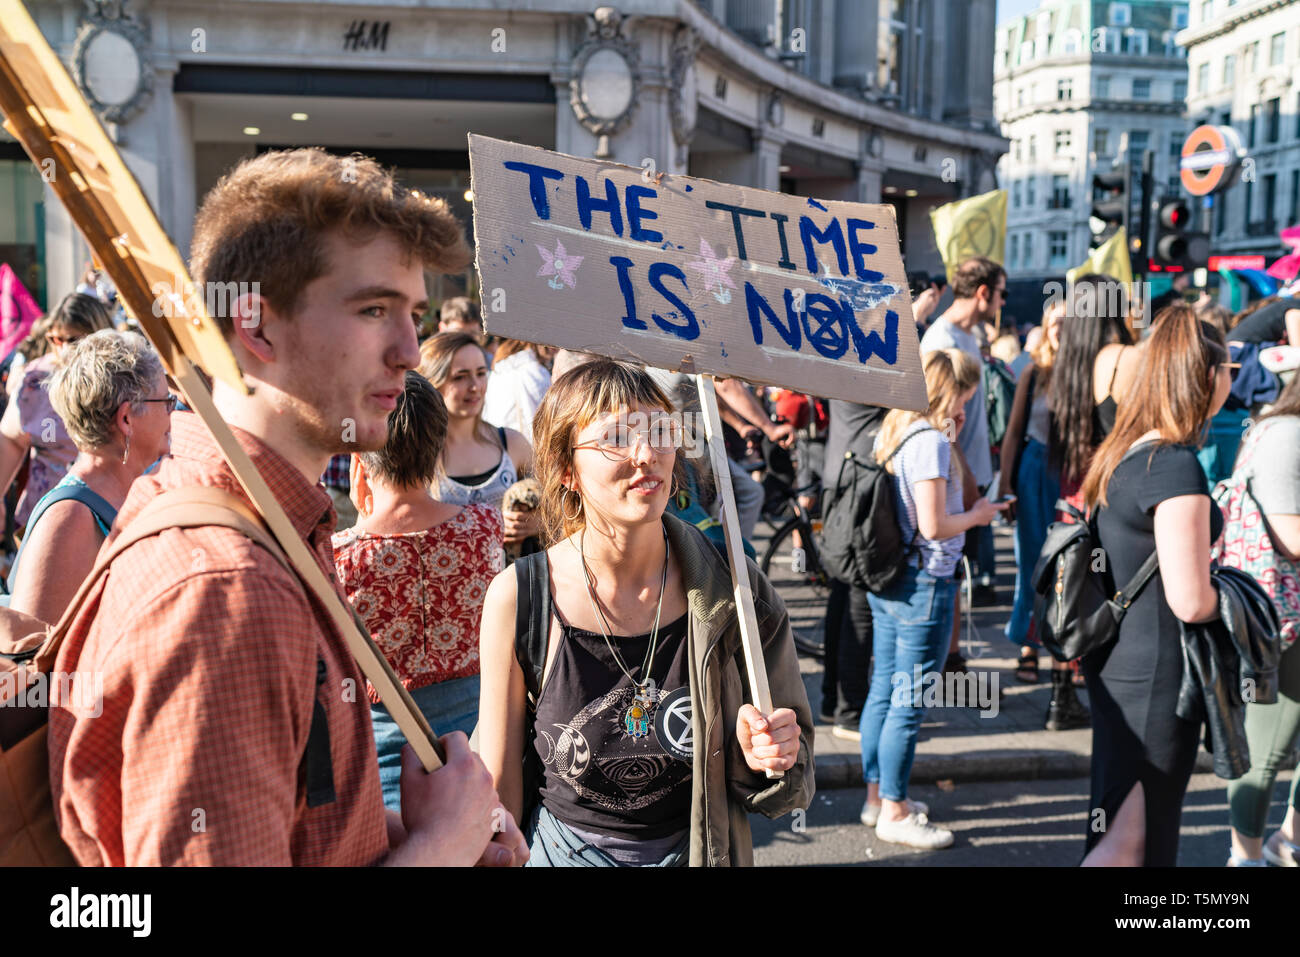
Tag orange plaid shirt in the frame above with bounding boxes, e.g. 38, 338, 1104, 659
48, 413, 388, 866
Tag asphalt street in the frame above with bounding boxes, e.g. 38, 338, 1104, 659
751, 771, 1296, 867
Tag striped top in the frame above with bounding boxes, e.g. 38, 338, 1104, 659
877, 420, 966, 578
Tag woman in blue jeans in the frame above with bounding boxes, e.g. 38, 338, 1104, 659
998, 301, 1065, 686
860, 349, 1008, 849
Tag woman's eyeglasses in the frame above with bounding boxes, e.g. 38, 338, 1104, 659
140, 395, 180, 413
573, 417, 682, 461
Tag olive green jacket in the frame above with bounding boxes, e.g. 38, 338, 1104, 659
666, 515, 816, 866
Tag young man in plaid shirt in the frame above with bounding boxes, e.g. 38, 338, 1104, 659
48, 149, 527, 866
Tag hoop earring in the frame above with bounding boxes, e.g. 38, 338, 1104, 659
562, 487, 583, 523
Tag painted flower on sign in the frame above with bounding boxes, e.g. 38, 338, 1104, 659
686, 238, 737, 304
536, 240, 584, 290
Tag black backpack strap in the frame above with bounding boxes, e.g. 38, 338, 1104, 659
1112, 549, 1160, 611
304, 655, 336, 807
514, 551, 551, 705
513, 551, 551, 827
883, 425, 937, 465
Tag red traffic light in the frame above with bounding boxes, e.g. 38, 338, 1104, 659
1159, 200, 1190, 230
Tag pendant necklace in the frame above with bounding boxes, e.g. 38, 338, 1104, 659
581, 525, 669, 740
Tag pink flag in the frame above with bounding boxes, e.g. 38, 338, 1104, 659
1266, 225, 1300, 282
0, 263, 42, 360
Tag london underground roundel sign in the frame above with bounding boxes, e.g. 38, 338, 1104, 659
1180, 125, 1244, 197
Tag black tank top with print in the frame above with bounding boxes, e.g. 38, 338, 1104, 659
533, 611, 693, 840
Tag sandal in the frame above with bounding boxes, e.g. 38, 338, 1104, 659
1015, 651, 1040, 684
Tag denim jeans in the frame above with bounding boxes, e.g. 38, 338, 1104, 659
861, 565, 958, 802
524, 805, 689, 867
1005, 438, 1061, 648
370, 674, 480, 812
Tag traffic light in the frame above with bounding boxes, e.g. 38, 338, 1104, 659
1090, 168, 1129, 251
1152, 197, 1210, 269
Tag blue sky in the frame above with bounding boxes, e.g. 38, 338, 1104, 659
997, 0, 1042, 25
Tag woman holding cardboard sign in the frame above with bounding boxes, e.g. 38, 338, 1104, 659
478, 359, 813, 866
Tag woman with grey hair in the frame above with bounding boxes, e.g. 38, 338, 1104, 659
6, 329, 173, 622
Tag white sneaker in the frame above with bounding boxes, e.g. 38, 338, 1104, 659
831, 724, 861, 742
860, 798, 929, 827
1263, 831, 1299, 867
875, 811, 954, 849
1226, 853, 1267, 867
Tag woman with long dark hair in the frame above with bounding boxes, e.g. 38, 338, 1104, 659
1049, 275, 1142, 508
1043, 275, 1142, 727
1079, 305, 1231, 866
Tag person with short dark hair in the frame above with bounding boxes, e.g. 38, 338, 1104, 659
438, 296, 483, 339
334, 370, 504, 812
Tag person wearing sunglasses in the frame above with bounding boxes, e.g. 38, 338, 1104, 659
478, 359, 813, 866
0, 292, 114, 540
6, 330, 172, 623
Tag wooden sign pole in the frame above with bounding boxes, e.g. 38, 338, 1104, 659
694, 375, 782, 779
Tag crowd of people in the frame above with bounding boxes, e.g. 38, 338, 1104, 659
4, 145, 1297, 868
815, 256, 1300, 863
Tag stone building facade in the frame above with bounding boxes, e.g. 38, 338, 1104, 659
2, 0, 1007, 306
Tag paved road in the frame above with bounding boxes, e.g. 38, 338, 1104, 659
750, 515, 1297, 867
751, 772, 1295, 867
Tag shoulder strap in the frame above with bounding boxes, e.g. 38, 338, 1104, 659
25, 481, 118, 535
35, 486, 291, 670
1113, 549, 1160, 610
1104, 347, 1123, 396
497, 426, 508, 451
883, 425, 937, 465
36, 485, 337, 806
513, 550, 551, 706
7, 481, 120, 591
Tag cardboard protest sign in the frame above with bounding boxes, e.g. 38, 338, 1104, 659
469, 135, 927, 412
0, 0, 444, 770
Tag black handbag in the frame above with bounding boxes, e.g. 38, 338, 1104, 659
1031, 500, 1159, 662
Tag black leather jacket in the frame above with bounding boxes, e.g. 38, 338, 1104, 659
1177, 566, 1283, 779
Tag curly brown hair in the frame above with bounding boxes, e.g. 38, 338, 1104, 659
189, 149, 470, 335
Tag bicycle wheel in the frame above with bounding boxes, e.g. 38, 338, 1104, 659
759, 517, 830, 660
